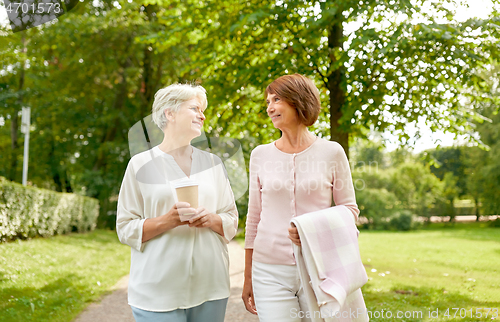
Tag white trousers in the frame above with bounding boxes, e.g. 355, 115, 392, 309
252, 261, 312, 322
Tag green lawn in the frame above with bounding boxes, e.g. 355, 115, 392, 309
236, 222, 500, 321
0, 230, 130, 322
2, 224, 499, 322
359, 223, 500, 321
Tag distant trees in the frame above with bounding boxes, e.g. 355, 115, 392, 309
352, 162, 443, 229
352, 108, 500, 228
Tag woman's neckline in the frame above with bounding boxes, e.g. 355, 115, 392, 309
154, 145, 195, 178
155, 145, 194, 158
272, 136, 319, 155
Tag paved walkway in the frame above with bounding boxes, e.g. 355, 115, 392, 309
73, 241, 259, 322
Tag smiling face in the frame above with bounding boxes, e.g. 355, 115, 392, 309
266, 93, 301, 130
166, 96, 206, 138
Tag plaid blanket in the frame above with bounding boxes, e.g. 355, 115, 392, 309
291, 205, 369, 322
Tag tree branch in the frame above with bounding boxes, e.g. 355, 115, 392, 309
284, 22, 328, 88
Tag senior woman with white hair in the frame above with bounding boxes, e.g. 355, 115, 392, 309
116, 83, 238, 322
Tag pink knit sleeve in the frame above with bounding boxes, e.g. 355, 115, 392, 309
244, 150, 262, 249
332, 144, 360, 221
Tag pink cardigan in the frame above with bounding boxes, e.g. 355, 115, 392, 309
245, 137, 360, 265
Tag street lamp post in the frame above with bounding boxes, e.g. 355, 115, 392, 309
20, 106, 30, 186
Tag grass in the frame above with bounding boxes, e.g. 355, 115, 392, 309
359, 223, 500, 321
3, 224, 498, 321
0, 230, 130, 322
236, 222, 500, 321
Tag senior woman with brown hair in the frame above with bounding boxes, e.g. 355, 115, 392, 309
242, 74, 360, 321
116, 83, 238, 322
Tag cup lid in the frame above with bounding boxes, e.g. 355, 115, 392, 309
172, 178, 198, 188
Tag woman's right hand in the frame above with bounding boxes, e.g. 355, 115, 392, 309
242, 279, 257, 315
165, 202, 196, 227
142, 202, 195, 243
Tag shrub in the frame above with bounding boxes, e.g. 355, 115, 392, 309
490, 218, 500, 228
0, 177, 99, 242
389, 211, 414, 231
388, 163, 444, 220
356, 187, 399, 230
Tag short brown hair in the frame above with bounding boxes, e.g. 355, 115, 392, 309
265, 74, 321, 126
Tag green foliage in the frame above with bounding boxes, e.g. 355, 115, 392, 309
474, 106, 500, 215
0, 177, 98, 242
389, 163, 444, 220
161, 0, 500, 153
2, 0, 500, 231
356, 187, 399, 230
1, 0, 194, 227
419, 93, 500, 217
386, 147, 416, 168
425, 147, 467, 194
353, 161, 446, 229
490, 218, 500, 228
389, 211, 415, 231
351, 137, 386, 168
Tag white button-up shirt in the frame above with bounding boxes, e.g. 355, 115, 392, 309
116, 146, 238, 312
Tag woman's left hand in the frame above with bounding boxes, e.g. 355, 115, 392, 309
189, 207, 225, 236
288, 223, 301, 246
188, 207, 216, 228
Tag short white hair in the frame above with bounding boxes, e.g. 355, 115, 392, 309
151, 83, 208, 130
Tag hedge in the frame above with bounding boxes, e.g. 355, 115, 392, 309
0, 177, 99, 242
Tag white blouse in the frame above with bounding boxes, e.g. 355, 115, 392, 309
116, 146, 238, 312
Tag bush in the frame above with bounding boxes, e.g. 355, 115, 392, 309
389, 211, 413, 231
490, 218, 500, 228
0, 177, 99, 242
356, 188, 399, 230
388, 163, 444, 220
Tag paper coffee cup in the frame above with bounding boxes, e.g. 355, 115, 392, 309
172, 179, 198, 221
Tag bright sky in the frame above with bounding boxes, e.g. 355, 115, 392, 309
0, 0, 496, 152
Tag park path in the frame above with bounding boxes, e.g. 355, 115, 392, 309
73, 240, 259, 322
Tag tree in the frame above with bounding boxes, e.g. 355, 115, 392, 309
351, 136, 385, 168
460, 62, 500, 219
0, 0, 196, 226
355, 187, 399, 229
473, 110, 500, 216
149, 0, 500, 158
0, 27, 31, 182
441, 172, 459, 221
424, 146, 467, 195
388, 162, 443, 222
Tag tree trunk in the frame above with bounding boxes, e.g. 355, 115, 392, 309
48, 133, 63, 191
9, 110, 19, 182
327, 17, 349, 159
93, 67, 128, 172
474, 196, 480, 221
140, 4, 159, 119
65, 170, 73, 193
448, 198, 456, 222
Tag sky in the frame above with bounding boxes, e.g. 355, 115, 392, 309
0, 0, 497, 153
